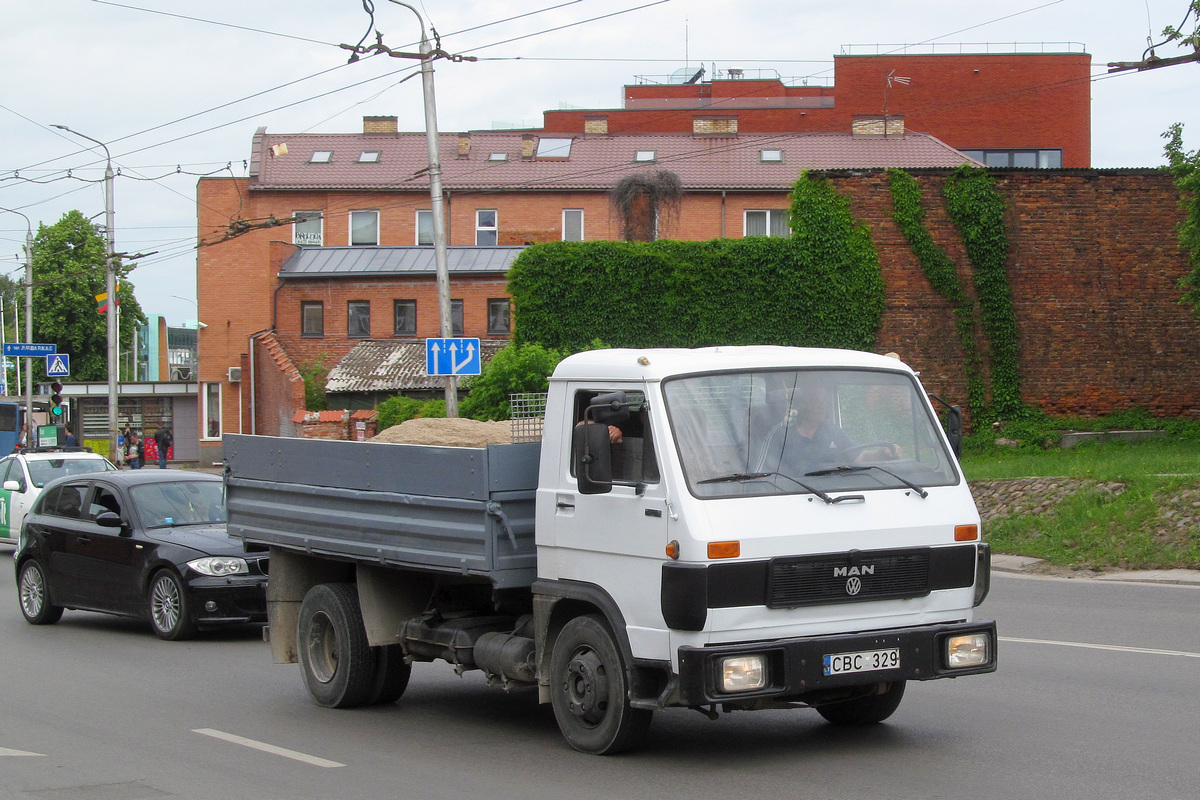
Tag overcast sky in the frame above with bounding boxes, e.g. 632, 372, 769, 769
1, 0, 1197, 328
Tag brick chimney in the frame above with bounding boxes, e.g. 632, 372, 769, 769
457, 133, 471, 158
363, 115, 398, 134
521, 134, 538, 159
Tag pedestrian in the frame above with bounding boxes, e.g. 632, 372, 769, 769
65, 430, 77, 447
153, 426, 173, 469
127, 433, 143, 469
118, 424, 131, 467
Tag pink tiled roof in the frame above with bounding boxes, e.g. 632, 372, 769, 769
250, 129, 977, 193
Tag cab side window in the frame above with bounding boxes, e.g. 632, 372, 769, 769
0, 459, 21, 491
572, 390, 659, 485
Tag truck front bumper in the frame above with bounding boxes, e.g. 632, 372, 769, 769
673, 620, 996, 706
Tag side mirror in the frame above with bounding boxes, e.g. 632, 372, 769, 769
928, 393, 964, 459
590, 391, 631, 426
573, 422, 613, 495
94, 511, 125, 529
3, 479, 21, 492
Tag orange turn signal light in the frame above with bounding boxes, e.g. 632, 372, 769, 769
955, 524, 979, 542
707, 540, 741, 559
665, 540, 680, 560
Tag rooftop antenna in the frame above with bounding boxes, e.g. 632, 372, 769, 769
883, 69, 911, 135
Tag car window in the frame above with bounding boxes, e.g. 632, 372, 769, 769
88, 487, 123, 520
0, 458, 18, 489
27, 458, 110, 488
131, 481, 226, 528
44, 483, 87, 519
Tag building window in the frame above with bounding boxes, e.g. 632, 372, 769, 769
634, 150, 656, 162
301, 302, 324, 337
358, 151, 381, 163
760, 149, 784, 162
476, 210, 498, 246
293, 211, 323, 245
350, 210, 379, 245
961, 149, 1062, 168
487, 152, 508, 161
203, 383, 221, 440
487, 299, 511, 335
563, 209, 584, 242
744, 209, 790, 237
309, 150, 333, 164
348, 301, 371, 338
416, 209, 433, 246
536, 138, 572, 158
452, 300, 464, 336
394, 299, 417, 336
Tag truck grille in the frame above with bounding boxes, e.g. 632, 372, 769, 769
767, 548, 930, 608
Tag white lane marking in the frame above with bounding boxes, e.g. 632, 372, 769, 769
0, 747, 46, 756
1001, 636, 1200, 659
192, 728, 344, 768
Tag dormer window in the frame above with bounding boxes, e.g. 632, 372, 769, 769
635, 150, 657, 162
310, 150, 333, 164
760, 149, 784, 162
536, 138, 572, 158
358, 151, 381, 163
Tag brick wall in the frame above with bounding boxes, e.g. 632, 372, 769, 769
828, 169, 1199, 417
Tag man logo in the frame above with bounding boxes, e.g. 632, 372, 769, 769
846, 577, 862, 595
833, 565, 874, 577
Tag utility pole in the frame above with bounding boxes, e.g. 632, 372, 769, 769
52, 125, 119, 461
0, 206, 34, 432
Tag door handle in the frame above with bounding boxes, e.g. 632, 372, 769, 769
78, 536, 91, 544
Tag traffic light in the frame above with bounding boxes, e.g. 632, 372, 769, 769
50, 381, 64, 417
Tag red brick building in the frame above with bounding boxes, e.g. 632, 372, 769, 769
542, 48, 1090, 167
195, 122, 977, 462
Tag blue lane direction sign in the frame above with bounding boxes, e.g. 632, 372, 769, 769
425, 337, 482, 376
3, 343, 56, 357
46, 353, 70, 377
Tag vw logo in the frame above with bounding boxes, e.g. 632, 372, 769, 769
845, 576, 862, 595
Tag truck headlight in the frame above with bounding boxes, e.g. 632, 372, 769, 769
720, 655, 767, 692
945, 633, 991, 668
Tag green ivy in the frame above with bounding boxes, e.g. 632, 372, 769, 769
943, 165, 1024, 417
507, 173, 885, 352
887, 169, 985, 413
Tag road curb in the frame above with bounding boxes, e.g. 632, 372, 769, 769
992, 553, 1200, 586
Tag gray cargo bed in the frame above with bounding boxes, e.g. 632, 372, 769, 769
224, 434, 539, 589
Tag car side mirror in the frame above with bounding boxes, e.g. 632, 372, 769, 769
573, 422, 613, 495
3, 479, 21, 492
94, 511, 125, 529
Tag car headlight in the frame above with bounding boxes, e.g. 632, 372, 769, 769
720, 655, 767, 692
187, 556, 249, 576
945, 633, 991, 668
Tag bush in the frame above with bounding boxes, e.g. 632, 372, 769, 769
417, 399, 446, 419
376, 395, 424, 430
460, 342, 567, 420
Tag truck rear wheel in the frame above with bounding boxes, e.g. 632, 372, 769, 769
297, 583, 376, 708
550, 614, 652, 754
368, 644, 412, 705
816, 680, 906, 725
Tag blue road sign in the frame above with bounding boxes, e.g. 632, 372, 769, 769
3, 343, 56, 357
46, 353, 70, 377
425, 338, 482, 376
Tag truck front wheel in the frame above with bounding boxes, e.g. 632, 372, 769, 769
816, 680, 906, 725
297, 583, 376, 708
550, 614, 652, 754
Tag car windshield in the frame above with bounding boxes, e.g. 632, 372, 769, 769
131, 481, 227, 528
27, 458, 113, 488
662, 368, 959, 499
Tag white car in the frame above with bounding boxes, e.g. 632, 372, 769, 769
0, 450, 118, 544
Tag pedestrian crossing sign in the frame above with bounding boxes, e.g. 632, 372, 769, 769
46, 353, 70, 377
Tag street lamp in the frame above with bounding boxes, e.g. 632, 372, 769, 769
51, 124, 119, 462
0, 206, 34, 435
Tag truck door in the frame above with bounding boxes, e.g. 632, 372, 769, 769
550, 388, 671, 647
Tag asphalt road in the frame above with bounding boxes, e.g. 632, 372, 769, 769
1, 556, 1197, 800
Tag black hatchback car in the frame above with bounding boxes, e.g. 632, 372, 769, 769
14, 470, 267, 640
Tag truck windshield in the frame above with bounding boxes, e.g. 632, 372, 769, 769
662, 368, 959, 499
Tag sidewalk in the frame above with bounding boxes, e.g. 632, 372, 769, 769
992, 553, 1200, 586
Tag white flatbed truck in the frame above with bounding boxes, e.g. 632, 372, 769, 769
225, 347, 996, 754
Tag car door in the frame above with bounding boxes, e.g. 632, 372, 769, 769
0, 457, 21, 541
36, 483, 94, 607
70, 481, 146, 614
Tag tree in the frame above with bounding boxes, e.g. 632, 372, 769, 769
1163, 123, 1200, 318
30, 210, 145, 382
1161, 1, 1200, 51
609, 171, 683, 241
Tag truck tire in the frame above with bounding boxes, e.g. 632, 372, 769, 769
368, 644, 412, 705
816, 680, 906, 726
297, 583, 376, 708
549, 614, 652, 755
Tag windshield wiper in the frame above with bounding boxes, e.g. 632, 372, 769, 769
698, 472, 836, 504
804, 464, 928, 499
